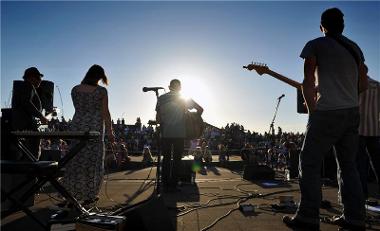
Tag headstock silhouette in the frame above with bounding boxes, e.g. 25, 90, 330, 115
243, 62, 270, 76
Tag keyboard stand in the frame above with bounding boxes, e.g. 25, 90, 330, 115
1, 131, 99, 230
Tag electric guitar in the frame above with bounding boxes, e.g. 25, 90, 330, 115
243, 62, 307, 114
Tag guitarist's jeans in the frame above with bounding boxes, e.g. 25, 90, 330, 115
161, 138, 184, 190
296, 107, 365, 226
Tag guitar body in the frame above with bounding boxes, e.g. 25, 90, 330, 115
185, 112, 205, 139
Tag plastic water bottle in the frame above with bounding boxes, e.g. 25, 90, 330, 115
284, 168, 290, 181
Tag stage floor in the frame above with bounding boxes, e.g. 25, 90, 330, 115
1, 159, 380, 231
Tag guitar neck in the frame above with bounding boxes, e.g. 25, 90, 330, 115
266, 70, 302, 90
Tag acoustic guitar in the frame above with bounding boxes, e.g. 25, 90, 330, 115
243, 62, 307, 114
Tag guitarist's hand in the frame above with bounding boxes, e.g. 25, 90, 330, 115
303, 86, 318, 111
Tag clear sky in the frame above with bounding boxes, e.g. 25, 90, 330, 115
1, 1, 379, 134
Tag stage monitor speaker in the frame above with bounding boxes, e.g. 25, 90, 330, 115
37, 80, 54, 113
120, 196, 175, 231
179, 157, 195, 183
243, 164, 275, 181
297, 89, 307, 114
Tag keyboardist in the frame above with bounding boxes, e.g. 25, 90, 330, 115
11, 67, 49, 160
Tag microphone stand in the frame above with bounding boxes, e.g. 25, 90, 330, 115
110, 90, 164, 217
152, 89, 162, 195
268, 96, 284, 144
142, 87, 165, 195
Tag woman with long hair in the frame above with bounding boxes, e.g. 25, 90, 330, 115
62, 64, 115, 208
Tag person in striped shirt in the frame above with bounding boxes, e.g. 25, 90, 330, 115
357, 72, 380, 198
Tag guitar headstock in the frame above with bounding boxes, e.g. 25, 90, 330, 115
243, 62, 269, 75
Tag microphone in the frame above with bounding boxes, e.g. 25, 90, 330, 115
142, 87, 164, 92
278, 94, 285, 100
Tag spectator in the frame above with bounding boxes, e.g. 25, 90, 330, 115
142, 146, 154, 165
218, 143, 228, 163
194, 141, 212, 164
117, 143, 130, 168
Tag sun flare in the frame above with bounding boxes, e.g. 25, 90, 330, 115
180, 76, 214, 110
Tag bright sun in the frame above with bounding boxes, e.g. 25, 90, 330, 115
180, 76, 214, 110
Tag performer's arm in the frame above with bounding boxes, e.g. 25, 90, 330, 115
302, 56, 317, 114
22, 84, 46, 121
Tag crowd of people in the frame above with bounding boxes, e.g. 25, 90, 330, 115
40, 114, 305, 169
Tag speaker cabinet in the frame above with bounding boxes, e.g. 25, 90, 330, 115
37, 80, 54, 113
179, 157, 195, 183
243, 164, 275, 181
12, 80, 54, 114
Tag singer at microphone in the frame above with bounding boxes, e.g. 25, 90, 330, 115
142, 87, 164, 92
278, 94, 285, 100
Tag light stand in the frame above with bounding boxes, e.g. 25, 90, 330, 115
268, 95, 284, 143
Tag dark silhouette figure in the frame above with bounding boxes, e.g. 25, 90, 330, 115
356, 73, 380, 198
283, 8, 368, 231
156, 79, 203, 192
61, 64, 115, 208
11, 67, 48, 159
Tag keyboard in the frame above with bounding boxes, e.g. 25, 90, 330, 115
11, 131, 100, 139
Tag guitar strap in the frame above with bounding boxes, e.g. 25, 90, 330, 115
328, 34, 363, 95
328, 34, 360, 66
